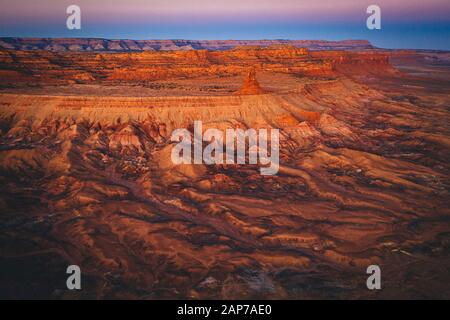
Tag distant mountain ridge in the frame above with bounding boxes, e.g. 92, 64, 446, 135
0, 37, 375, 52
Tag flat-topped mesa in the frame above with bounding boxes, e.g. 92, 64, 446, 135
0, 46, 397, 89
0, 38, 374, 52
235, 68, 266, 95
230, 45, 309, 60
311, 51, 399, 76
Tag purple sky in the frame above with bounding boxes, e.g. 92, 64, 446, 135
1, 0, 449, 49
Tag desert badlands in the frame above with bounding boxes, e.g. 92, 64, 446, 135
0, 39, 449, 299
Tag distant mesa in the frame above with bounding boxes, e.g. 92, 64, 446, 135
236, 68, 266, 95
0, 38, 375, 52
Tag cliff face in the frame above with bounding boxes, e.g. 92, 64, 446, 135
312, 51, 398, 76
0, 46, 395, 88
0, 38, 375, 52
235, 69, 266, 95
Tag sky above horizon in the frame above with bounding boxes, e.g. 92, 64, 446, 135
0, 0, 449, 50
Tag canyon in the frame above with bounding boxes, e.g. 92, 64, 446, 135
0, 41, 449, 299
